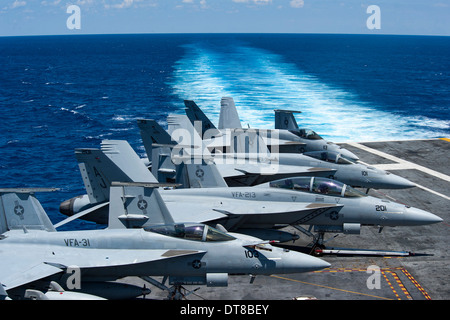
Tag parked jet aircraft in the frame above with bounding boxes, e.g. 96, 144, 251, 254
0, 185, 330, 300
137, 118, 337, 187
184, 97, 360, 161
59, 140, 442, 248
138, 115, 416, 190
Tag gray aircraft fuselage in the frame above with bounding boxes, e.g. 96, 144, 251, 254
1, 227, 328, 284
160, 178, 440, 232
203, 128, 359, 161
209, 151, 415, 189
274, 152, 416, 189
61, 177, 441, 236
276, 129, 359, 161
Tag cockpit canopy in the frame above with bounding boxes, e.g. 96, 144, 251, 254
144, 223, 236, 242
269, 177, 367, 197
289, 129, 323, 140
304, 151, 355, 165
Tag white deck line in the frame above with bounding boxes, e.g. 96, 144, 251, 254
346, 142, 450, 201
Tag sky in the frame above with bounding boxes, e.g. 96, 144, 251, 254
0, 0, 449, 37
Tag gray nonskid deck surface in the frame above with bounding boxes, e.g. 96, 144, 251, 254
119, 139, 449, 301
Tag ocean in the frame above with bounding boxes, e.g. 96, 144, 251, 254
0, 33, 449, 229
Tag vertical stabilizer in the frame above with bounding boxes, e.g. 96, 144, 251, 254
218, 97, 242, 129
137, 119, 174, 154
108, 182, 174, 229
184, 100, 217, 137
0, 188, 57, 233
182, 159, 228, 188
137, 119, 176, 182
274, 110, 301, 130
166, 114, 228, 188
101, 140, 157, 183
75, 140, 157, 204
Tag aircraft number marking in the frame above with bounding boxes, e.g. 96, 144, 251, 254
375, 205, 387, 211
245, 250, 259, 259
231, 191, 256, 199
64, 238, 91, 247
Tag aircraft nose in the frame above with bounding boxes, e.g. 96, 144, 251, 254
385, 173, 417, 189
403, 207, 443, 226
282, 251, 330, 273
339, 148, 359, 161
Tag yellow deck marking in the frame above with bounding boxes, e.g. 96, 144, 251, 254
272, 267, 432, 300
271, 275, 393, 300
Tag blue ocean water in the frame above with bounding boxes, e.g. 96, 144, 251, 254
0, 34, 449, 230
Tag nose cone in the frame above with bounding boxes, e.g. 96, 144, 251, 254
339, 148, 359, 162
281, 250, 330, 273
403, 207, 443, 226
376, 173, 417, 189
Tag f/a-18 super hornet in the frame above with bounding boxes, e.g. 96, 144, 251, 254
183, 97, 360, 161
138, 114, 416, 190
137, 117, 337, 187
0, 184, 330, 300
59, 139, 442, 248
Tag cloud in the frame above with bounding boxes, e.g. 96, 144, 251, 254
179, 0, 208, 9
232, 0, 272, 4
11, 0, 26, 8
289, 0, 304, 8
104, 0, 143, 9
40, 0, 61, 6
112, 0, 133, 8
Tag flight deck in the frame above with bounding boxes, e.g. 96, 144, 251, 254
119, 138, 449, 300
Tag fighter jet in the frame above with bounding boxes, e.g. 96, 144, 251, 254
0, 185, 330, 300
139, 115, 416, 190
184, 97, 360, 161
59, 140, 442, 248
137, 118, 337, 187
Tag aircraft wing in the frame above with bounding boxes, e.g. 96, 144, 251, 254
0, 258, 65, 291
163, 195, 342, 230
0, 245, 204, 291
215, 200, 343, 229
216, 163, 337, 186
213, 201, 343, 230
49, 248, 205, 269
202, 134, 307, 150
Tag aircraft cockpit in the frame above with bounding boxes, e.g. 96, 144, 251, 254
289, 129, 323, 140
303, 151, 355, 165
269, 177, 367, 198
144, 223, 236, 242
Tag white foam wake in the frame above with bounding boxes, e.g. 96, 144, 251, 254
170, 43, 449, 142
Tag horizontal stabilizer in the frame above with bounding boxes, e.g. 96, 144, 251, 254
0, 188, 59, 193
111, 181, 182, 188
